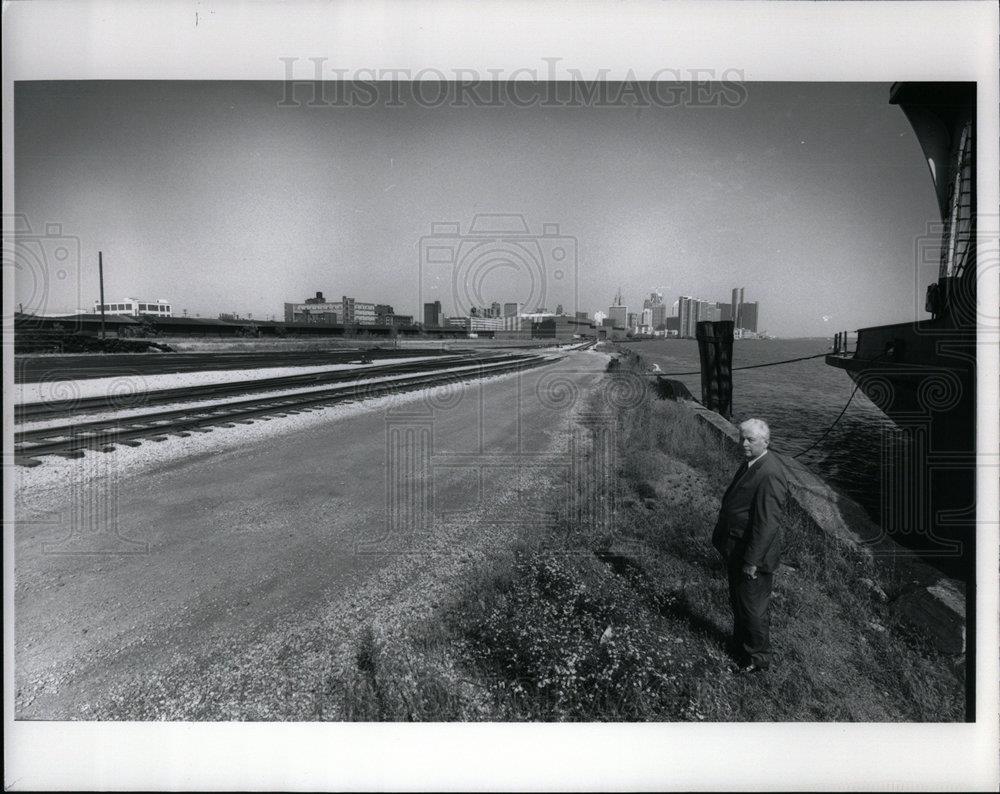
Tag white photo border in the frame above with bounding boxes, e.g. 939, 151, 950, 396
3, 0, 998, 790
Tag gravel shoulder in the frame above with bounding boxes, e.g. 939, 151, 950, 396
14, 350, 610, 719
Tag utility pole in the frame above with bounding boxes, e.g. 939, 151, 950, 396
98, 251, 106, 340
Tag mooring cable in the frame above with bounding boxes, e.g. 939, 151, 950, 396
646, 350, 829, 377
789, 352, 886, 459
635, 347, 882, 458
789, 379, 864, 459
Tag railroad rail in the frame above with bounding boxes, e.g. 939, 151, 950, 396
13, 346, 457, 383
14, 354, 555, 466
15, 352, 523, 422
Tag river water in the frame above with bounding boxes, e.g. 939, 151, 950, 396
620, 337, 901, 532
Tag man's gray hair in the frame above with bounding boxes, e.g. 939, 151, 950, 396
740, 418, 771, 442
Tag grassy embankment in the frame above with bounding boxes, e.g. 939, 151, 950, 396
329, 350, 964, 721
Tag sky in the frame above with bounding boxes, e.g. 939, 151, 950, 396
14, 80, 942, 337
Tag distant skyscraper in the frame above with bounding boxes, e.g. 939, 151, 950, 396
677, 296, 718, 337
697, 300, 713, 327
739, 301, 759, 332
717, 302, 733, 322
423, 300, 442, 327
608, 303, 628, 329
677, 296, 696, 338
731, 287, 744, 331
627, 312, 638, 328
503, 302, 521, 317
641, 308, 653, 327
643, 291, 664, 310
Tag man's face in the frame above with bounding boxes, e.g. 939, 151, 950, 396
740, 426, 768, 459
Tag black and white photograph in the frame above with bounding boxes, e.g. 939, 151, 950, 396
4, 1, 999, 790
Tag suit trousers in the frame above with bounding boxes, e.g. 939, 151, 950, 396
725, 553, 774, 668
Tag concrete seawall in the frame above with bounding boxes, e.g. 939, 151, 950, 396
676, 390, 966, 658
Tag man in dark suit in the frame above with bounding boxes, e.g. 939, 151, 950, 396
712, 418, 788, 673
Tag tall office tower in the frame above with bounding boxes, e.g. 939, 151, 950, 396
699, 303, 720, 322
696, 299, 713, 326
717, 302, 733, 322
423, 300, 443, 327
608, 303, 628, 329
490, 301, 502, 318
677, 296, 696, 338
641, 308, 653, 327
739, 301, 759, 332
627, 312, 638, 328
651, 303, 667, 328
503, 302, 522, 317
731, 287, 745, 330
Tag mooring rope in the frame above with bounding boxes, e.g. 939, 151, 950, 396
790, 379, 864, 458
638, 348, 881, 458
646, 351, 829, 377
789, 353, 886, 458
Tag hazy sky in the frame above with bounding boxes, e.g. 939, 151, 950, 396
14, 81, 941, 336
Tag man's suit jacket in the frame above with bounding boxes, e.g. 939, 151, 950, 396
712, 451, 788, 573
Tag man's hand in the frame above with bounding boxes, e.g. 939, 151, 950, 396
742, 563, 758, 579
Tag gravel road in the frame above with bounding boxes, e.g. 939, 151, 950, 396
14, 349, 609, 719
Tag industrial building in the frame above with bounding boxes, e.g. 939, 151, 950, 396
284, 291, 340, 323
446, 316, 504, 332
284, 292, 381, 326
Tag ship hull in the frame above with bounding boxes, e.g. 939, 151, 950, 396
826, 319, 975, 580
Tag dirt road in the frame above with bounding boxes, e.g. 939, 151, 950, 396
14, 350, 609, 718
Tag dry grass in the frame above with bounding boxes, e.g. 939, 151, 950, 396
332, 349, 964, 721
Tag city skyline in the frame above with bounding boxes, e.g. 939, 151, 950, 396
14, 81, 940, 337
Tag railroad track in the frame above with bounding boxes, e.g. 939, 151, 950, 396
15, 352, 523, 422
14, 354, 556, 466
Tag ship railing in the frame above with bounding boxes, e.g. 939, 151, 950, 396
832, 331, 858, 356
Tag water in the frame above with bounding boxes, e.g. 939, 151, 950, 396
621, 338, 902, 531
